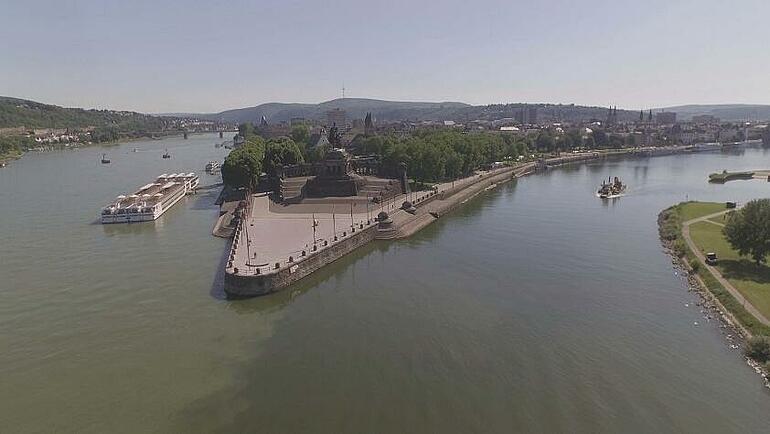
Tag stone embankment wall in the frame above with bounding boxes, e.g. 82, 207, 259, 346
225, 222, 378, 297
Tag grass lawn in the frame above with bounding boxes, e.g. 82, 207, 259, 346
678, 201, 728, 221
689, 220, 770, 319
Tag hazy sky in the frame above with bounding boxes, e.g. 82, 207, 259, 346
2, 0, 769, 113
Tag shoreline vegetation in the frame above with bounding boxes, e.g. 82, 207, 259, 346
0, 130, 221, 165
658, 202, 770, 385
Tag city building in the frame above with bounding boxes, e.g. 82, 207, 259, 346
517, 105, 538, 124
691, 115, 719, 124
656, 112, 677, 124
326, 108, 347, 128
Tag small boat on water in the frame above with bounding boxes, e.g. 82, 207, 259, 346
597, 176, 626, 199
205, 161, 221, 173
162, 149, 171, 159
101, 153, 111, 164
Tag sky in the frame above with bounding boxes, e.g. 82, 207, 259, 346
1, 0, 769, 113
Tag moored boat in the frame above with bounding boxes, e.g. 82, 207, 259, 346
205, 160, 221, 173
100, 173, 199, 223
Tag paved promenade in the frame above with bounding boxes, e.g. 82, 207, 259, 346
228, 164, 522, 275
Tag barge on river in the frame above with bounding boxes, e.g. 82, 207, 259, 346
100, 173, 199, 223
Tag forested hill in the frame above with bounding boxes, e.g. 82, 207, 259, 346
200, 98, 472, 124
194, 98, 639, 124
0, 96, 169, 130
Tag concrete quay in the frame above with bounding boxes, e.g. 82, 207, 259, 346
223, 151, 613, 297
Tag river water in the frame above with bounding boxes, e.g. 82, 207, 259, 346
1, 134, 770, 433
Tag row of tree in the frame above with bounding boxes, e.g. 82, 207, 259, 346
532, 128, 640, 152
221, 131, 305, 189
222, 125, 532, 188
352, 130, 528, 182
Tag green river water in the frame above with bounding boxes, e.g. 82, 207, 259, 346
2, 133, 770, 433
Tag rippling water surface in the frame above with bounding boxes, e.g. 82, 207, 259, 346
2, 136, 770, 433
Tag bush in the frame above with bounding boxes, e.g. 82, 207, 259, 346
689, 258, 700, 271
745, 336, 770, 363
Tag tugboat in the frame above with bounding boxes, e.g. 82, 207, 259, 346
597, 176, 626, 199
162, 149, 171, 159
101, 153, 111, 164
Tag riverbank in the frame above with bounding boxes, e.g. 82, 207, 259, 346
0, 150, 22, 165
0, 130, 226, 167
658, 202, 770, 386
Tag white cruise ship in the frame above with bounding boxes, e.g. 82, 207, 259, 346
101, 173, 199, 224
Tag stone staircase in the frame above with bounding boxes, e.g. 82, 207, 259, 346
279, 177, 309, 203
279, 175, 404, 204
358, 177, 403, 200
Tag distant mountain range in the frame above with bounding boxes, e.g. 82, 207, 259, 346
3, 96, 770, 132
182, 98, 471, 124
187, 99, 770, 124
185, 98, 640, 124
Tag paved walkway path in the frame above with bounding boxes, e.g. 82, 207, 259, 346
682, 209, 770, 326
702, 219, 725, 228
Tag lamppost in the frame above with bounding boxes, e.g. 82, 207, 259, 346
245, 220, 251, 273
312, 213, 317, 247
332, 204, 337, 240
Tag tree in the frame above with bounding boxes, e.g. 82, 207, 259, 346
566, 128, 582, 149
290, 124, 310, 145
724, 199, 770, 265
221, 138, 265, 190
262, 137, 305, 177
609, 135, 624, 149
535, 131, 555, 152
745, 336, 770, 362
592, 129, 609, 148
238, 123, 254, 138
